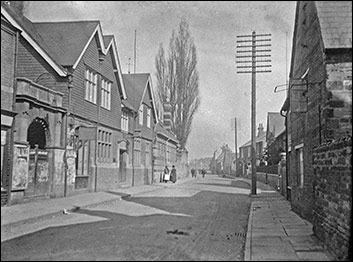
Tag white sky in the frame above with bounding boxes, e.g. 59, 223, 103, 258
25, 1, 296, 160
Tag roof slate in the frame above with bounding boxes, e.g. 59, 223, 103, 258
122, 73, 150, 111
1, 3, 67, 74
33, 21, 100, 66
316, 1, 352, 49
266, 112, 286, 141
155, 123, 178, 143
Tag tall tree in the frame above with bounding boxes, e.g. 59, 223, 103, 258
155, 18, 200, 149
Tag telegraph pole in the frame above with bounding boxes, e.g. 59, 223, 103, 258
234, 117, 237, 171
236, 31, 271, 195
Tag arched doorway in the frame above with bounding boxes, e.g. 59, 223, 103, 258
26, 118, 49, 197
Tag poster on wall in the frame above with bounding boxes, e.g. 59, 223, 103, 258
54, 149, 65, 185
12, 144, 30, 190
66, 149, 76, 185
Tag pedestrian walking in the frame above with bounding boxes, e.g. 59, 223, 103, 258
191, 168, 195, 178
171, 165, 177, 183
201, 169, 206, 178
163, 166, 170, 182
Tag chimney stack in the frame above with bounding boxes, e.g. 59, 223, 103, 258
257, 123, 265, 137
6, 1, 25, 15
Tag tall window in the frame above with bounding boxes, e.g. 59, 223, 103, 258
147, 107, 151, 128
296, 146, 304, 188
121, 111, 129, 132
85, 69, 97, 103
98, 129, 112, 163
145, 142, 150, 166
139, 105, 143, 125
134, 138, 141, 165
101, 79, 111, 110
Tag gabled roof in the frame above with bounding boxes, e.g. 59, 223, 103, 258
315, 1, 352, 49
32, 21, 101, 67
266, 112, 286, 142
239, 132, 267, 149
1, 4, 67, 77
122, 73, 158, 123
155, 123, 178, 143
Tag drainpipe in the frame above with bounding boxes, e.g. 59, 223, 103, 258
131, 111, 138, 187
7, 30, 20, 205
64, 73, 73, 197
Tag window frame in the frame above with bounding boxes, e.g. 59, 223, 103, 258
101, 78, 111, 110
97, 129, 112, 163
85, 68, 97, 104
146, 107, 151, 128
139, 104, 144, 125
121, 111, 129, 133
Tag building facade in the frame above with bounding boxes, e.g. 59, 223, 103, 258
122, 73, 158, 186
283, 1, 352, 260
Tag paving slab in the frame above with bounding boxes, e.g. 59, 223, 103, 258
245, 186, 333, 261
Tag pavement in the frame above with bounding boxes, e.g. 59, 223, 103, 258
1, 174, 334, 261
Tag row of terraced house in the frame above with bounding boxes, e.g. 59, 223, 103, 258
237, 2, 352, 260
239, 2, 351, 260
1, 2, 188, 207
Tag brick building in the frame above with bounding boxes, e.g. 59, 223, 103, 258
1, 4, 19, 205
1, 2, 129, 204
281, 1, 351, 260
122, 73, 158, 186
238, 123, 266, 175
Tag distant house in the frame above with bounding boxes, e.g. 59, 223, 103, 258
214, 144, 234, 175
153, 122, 179, 182
122, 73, 158, 186
281, 1, 351, 260
265, 112, 286, 165
238, 123, 266, 175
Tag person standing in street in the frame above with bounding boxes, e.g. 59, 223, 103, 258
171, 165, 177, 183
163, 166, 170, 183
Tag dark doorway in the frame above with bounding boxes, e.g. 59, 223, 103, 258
26, 118, 49, 197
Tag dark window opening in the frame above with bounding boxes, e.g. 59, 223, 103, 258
27, 118, 48, 149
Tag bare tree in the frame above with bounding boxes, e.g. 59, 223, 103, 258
155, 18, 200, 149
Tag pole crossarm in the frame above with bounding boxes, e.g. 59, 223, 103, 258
236, 44, 271, 48
236, 49, 271, 53
237, 65, 271, 69
236, 59, 271, 63
236, 39, 271, 43
236, 54, 271, 58
237, 70, 272, 74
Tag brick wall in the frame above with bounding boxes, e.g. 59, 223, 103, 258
312, 136, 352, 261
323, 62, 352, 141
1, 26, 15, 111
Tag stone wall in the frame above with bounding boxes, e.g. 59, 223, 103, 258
312, 136, 352, 261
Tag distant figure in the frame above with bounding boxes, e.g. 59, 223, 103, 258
201, 169, 206, 178
171, 165, 177, 183
191, 168, 196, 178
163, 166, 170, 183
